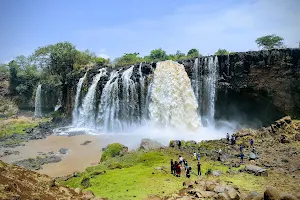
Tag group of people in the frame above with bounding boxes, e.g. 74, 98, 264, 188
227, 133, 255, 163
170, 155, 202, 178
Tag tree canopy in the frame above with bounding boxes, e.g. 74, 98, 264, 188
255, 34, 284, 50
187, 48, 200, 58
114, 53, 144, 67
214, 49, 230, 56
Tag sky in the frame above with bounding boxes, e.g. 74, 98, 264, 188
0, 0, 299, 63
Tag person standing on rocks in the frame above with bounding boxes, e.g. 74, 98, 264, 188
173, 161, 178, 176
170, 159, 174, 174
184, 160, 188, 171
250, 139, 254, 147
240, 152, 244, 163
197, 162, 201, 176
176, 162, 181, 177
239, 145, 243, 153
178, 140, 181, 150
226, 133, 230, 142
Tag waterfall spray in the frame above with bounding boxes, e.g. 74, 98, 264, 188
34, 84, 42, 117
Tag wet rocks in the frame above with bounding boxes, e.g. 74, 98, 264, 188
81, 140, 92, 145
0, 150, 20, 157
13, 155, 62, 170
59, 148, 68, 154
140, 138, 165, 151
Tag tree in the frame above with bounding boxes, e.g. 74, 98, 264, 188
147, 48, 168, 61
214, 49, 230, 56
168, 50, 186, 61
255, 34, 284, 50
187, 48, 200, 58
114, 53, 144, 67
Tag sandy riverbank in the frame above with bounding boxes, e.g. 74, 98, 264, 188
1, 135, 103, 177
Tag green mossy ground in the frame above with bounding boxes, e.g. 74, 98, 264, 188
0, 117, 50, 138
62, 148, 246, 200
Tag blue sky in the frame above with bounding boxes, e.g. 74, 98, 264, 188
0, 0, 299, 63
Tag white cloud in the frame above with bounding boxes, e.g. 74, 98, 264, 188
78, 0, 300, 58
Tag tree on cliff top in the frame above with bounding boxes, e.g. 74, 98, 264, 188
214, 49, 230, 56
187, 48, 200, 58
145, 48, 168, 62
255, 34, 284, 50
114, 53, 144, 67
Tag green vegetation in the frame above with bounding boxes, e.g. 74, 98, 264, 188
214, 49, 230, 56
0, 117, 50, 138
114, 53, 144, 67
187, 48, 200, 58
62, 148, 246, 199
100, 143, 125, 162
255, 34, 284, 50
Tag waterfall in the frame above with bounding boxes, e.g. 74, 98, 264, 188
138, 63, 149, 121
76, 68, 106, 128
202, 56, 218, 125
149, 60, 200, 130
98, 71, 121, 131
191, 56, 218, 126
34, 84, 42, 117
72, 71, 87, 124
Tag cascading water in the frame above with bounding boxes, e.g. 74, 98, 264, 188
72, 71, 88, 124
138, 63, 147, 121
76, 68, 106, 128
149, 60, 200, 130
191, 56, 218, 126
205, 56, 218, 125
34, 84, 42, 117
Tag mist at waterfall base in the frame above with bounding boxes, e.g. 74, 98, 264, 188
55, 59, 247, 149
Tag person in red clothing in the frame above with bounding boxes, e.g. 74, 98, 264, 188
176, 163, 181, 177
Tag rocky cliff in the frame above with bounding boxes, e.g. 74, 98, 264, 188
58, 48, 300, 126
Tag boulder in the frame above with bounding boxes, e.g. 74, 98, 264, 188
264, 186, 280, 200
294, 133, 300, 141
227, 188, 240, 200
279, 193, 298, 200
212, 170, 223, 176
248, 152, 258, 160
200, 191, 216, 198
83, 190, 95, 200
244, 165, 268, 176
140, 138, 164, 151
245, 191, 260, 200
216, 193, 229, 200
214, 186, 226, 193
59, 148, 68, 154
205, 181, 216, 192
74, 188, 81, 194
183, 180, 195, 188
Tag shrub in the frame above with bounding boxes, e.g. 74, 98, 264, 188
100, 143, 124, 162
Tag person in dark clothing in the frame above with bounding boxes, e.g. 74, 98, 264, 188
250, 139, 254, 147
240, 152, 244, 163
197, 162, 201, 176
239, 145, 243, 152
226, 133, 230, 142
178, 140, 181, 150
173, 161, 178, 176
186, 167, 191, 178
170, 159, 174, 174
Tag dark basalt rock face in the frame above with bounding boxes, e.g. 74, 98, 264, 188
61, 48, 300, 126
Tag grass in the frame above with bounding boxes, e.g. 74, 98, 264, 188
62, 148, 244, 200
0, 116, 50, 138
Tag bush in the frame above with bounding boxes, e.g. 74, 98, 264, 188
100, 143, 124, 162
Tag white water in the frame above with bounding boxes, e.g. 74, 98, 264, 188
76, 68, 106, 128
34, 84, 42, 117
149, 60, 200, 130
72, 71, 87, 124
